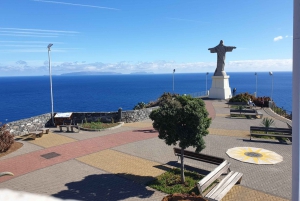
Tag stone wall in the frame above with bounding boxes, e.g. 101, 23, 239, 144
5, 113, 51, 136
4, 107, 159, 136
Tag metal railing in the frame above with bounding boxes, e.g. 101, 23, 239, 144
188, 91, 209, 98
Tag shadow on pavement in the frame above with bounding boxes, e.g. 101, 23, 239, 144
165, 161, 210, 176
132, 129, 158, 133
52, 173, 159, 201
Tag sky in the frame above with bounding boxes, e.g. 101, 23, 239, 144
0, 0, 293, 76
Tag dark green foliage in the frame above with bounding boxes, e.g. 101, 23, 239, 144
0, 124, 14, 153
133, 92, 179, 109
149, 94, 211, 152
133, 102, 146, 110
229, 92, 255, 103
229, 93, 272, 108
261, 117, 275, 128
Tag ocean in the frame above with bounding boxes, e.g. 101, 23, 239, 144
0, 72, 292, 123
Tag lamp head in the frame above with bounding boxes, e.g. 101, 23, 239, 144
47, 43, 53, 51
206, 72, 209, 75
255, 72, 257, 75
269, 71, 273, 75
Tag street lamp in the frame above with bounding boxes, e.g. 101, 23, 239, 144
173, 69, 175, 92
47, 43, 54, 126
269, 71, 273, 101
255, 72, 257, 97
206, 72, 209, 95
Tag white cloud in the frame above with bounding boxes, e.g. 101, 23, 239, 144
0, 59, 292, 76
274, 36, 283, 41
0, 27, 79, 38
33, 0, 119, 10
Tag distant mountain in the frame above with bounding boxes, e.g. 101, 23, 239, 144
60, 71, 122, 76
130, 72, 154, 74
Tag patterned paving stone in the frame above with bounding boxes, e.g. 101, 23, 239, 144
216, 113, 230, 117
77, 149, 170, 184
122, 122, 153, 128
0, 160, 167, 201
208, 128, 249, 137
29, 133, 77, 148
222, 185, 289, 201
0, 141, 43, 160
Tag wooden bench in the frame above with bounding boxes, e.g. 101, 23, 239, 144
197, 160, 243, 201
250, 126, 292, 144
173, 148, 225, 165
27, 126, 43, 140
36, 123, 50, 134
230, 109, 263, 119
59, 120, 72, 132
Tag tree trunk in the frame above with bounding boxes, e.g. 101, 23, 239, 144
180, 147, 185, 184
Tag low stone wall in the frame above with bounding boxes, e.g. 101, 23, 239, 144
5, 113, 51, 136
4, 107, 159, 136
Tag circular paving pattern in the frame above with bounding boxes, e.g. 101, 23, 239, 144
226, 147, 283, 164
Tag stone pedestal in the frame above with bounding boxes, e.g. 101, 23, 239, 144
209, 75, 232, 99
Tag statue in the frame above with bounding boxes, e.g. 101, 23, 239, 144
208, 40, 236, 76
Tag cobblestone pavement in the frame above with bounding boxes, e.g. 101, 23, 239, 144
0, 100, 291, 201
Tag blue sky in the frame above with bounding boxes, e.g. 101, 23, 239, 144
0, 0, 293, 76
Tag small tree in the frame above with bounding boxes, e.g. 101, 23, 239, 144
149, 94, 211, 183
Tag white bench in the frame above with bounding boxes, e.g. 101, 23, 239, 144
197, 160, 243, 201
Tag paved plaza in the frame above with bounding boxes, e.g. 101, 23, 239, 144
0, 100, 292, 200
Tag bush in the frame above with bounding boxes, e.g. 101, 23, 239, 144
229, 92, 255, 103
133, 102, 146, 110
0, 124, 14, 153
133, 92, 179, 110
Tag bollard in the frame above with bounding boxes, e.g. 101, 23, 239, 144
118, 108, 122, 122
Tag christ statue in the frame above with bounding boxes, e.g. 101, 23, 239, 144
208, 40, 236, 76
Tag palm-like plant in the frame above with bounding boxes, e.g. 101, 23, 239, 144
237, 105, 245, 114
261, 117, 275, 134
261, 117, 275, 128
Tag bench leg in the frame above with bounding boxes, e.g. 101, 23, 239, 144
31, 134, 36, 140
59, 126, 63, 132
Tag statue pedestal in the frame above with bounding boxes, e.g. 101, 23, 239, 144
209, 75, 232, 99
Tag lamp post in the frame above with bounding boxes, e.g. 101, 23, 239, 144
269, 71, 273, 101
255, 72, 257, 97
47, 43, 54, 126
206, 72, 209, 95
173, 69, 175, 92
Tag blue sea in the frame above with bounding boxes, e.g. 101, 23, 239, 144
0, 72, 292, 123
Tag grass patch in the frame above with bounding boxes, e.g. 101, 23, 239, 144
81, 122, 120, 130
147, 168, 204, 195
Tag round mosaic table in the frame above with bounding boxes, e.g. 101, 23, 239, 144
226, 147, 283, 164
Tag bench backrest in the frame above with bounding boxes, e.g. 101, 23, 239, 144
197, 160, 230, 194
250, 126, 292, 134
173, 148, 224, 165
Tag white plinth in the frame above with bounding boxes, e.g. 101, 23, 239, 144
209, 75, 232, 99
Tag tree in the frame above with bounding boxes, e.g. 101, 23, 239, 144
149, 94, 211, 183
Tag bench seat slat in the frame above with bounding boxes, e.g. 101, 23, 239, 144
206, 172, 243, 201
250, 133, 292, 138
197, 160, 230, 194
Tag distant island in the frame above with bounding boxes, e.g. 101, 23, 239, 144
60, 71, 122, 76
130, 72, 154, 74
